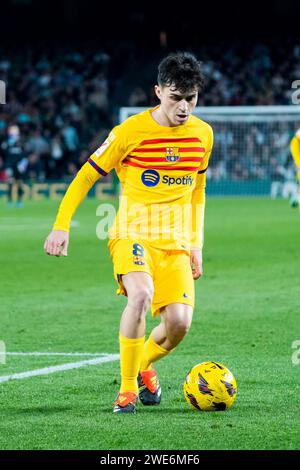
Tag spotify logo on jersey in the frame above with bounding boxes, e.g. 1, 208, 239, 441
141, 170, 160, 187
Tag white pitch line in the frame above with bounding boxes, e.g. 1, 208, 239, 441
0, 354, 119, 384
0, 220, 79, 230
0, 225, 51, 230
2, 352, 109, 357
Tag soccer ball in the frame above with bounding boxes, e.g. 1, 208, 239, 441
183, 361, 237, 411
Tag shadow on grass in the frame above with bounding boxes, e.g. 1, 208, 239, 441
100, 406, 198, 415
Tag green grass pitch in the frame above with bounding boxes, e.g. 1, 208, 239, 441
0, 197, 299, 450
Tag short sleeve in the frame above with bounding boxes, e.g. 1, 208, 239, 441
88, 124, 127, 175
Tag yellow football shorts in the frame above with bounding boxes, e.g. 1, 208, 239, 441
108, 239, 194, 317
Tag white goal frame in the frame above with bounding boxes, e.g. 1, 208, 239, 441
120, 105, 300, 123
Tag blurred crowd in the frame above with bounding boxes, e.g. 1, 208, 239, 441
207, 121, 298, 182
0, 40, 299, 183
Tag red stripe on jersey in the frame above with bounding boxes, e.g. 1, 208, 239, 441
123, 158, 199, 172
126, 155, 203, 163
140, 138, 201, 145
132, 147, 205, 153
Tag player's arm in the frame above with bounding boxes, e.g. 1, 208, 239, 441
290, 135, 300, 181
44, 127, 126, 257
44, 162, 102, 256
190, 171, 206, 279
190, 126, 213, 279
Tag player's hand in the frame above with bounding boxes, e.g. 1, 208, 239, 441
190, 248, 203, 280
44, 230, 69, 257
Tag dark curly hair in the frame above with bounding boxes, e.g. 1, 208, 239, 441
157, 52, 205, 94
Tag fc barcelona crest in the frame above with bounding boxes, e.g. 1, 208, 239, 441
165, 147, 180, 163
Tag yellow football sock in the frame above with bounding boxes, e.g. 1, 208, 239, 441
119, 334, 145, 393
140, 334, 172, 372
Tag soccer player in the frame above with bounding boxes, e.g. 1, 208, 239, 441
290, 128, 300, 208
2, 125, 27, 208
44, 52, 214, 413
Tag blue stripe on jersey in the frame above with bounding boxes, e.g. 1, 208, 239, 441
88, 158, 107, 176
197, 167, 208, 174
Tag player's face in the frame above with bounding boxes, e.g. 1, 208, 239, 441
155, 84, 198, 126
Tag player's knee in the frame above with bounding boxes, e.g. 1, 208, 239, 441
173, 319, 191, 338
127, 286, 153, 315
167, 315, 192, 342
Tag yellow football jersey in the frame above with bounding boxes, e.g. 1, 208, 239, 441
53, 106, 213, 250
